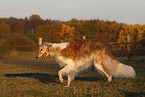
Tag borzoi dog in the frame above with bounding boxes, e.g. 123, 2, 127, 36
36, 40, 136, 87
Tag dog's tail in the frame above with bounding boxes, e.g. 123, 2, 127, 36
103, 57, 136, 78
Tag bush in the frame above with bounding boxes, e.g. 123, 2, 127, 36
0, 34, 37, 53
25, 31, 39, 45
0, 39, 11, 54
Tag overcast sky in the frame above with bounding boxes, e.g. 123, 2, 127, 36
0, 0, 145, 24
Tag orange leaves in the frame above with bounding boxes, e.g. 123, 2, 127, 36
60, 24, 76, 42
0, 21, 11, 38
117, 25, 145, 49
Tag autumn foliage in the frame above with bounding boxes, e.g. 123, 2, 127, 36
60, 24, 76, 42
0, 14, 145, 50
117, 25, 145, 48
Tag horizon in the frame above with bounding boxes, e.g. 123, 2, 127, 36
0, 0, 145, 25
0, 15, 143, 25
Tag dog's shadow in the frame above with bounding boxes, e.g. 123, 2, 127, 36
5, 73, 59, 84
5, 73, 104, 85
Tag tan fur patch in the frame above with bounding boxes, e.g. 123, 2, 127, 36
61, 40, 112, 60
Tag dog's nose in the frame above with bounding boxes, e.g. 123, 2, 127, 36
36, 56, 38, 59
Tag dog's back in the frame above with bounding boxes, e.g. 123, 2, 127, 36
61, 40, 112, 60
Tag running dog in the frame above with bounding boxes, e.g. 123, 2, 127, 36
36, 40, 136, 87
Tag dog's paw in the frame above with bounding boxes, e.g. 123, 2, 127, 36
108, 76, 112, 82
64, 84, 70, 87
60, 79, 64, 83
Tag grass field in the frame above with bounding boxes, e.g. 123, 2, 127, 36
0, 55, 145, 97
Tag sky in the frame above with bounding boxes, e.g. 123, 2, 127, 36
0, 0, 145, 25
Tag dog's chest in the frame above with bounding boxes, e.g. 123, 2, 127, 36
55, 56, 75, 67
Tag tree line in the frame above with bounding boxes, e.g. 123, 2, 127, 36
0, 14, 145, 49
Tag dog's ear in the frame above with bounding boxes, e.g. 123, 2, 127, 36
43, 42, 52, 50
47, 44, 52, 50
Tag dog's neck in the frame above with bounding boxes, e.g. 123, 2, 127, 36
49, 46, 61, 57
49, 42, 69, 57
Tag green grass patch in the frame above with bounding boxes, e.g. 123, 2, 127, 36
0, 56, 145, 97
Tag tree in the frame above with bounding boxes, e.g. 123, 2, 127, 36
117, 25, 145, 49
136, 25, 145, 42
49, 23, 62, 42
99, 21, 110, 42
37, 25, 51, 42
60, 24, 76, 42
108, 22, 121, 42
7, 17, 24, 34
0, 21, 11, 38
81, 19, 100, 36
29, 14, 43, 33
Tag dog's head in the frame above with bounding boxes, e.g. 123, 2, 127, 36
36, 42, 52, 60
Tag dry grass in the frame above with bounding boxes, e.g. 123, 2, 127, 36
0, 55, 145, 97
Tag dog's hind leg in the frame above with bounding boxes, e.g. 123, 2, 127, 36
94, 62, 112, 82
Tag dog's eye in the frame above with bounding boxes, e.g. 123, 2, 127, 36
41, 49, 43, 51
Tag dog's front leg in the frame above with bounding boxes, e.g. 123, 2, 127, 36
65, 74, 72, 87
58, 65, 74, 87
58, 70, 64, 83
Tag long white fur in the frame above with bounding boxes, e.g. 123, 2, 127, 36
56, 56, 74, 67
55, 54, 95, 82
114, 63, 136, 78
100, 56, 136, 78
37, 40, 136, 87
52, 42, 69, 50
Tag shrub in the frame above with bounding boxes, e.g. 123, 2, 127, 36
25, 31, 39, 45
0, 34, 37, 53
